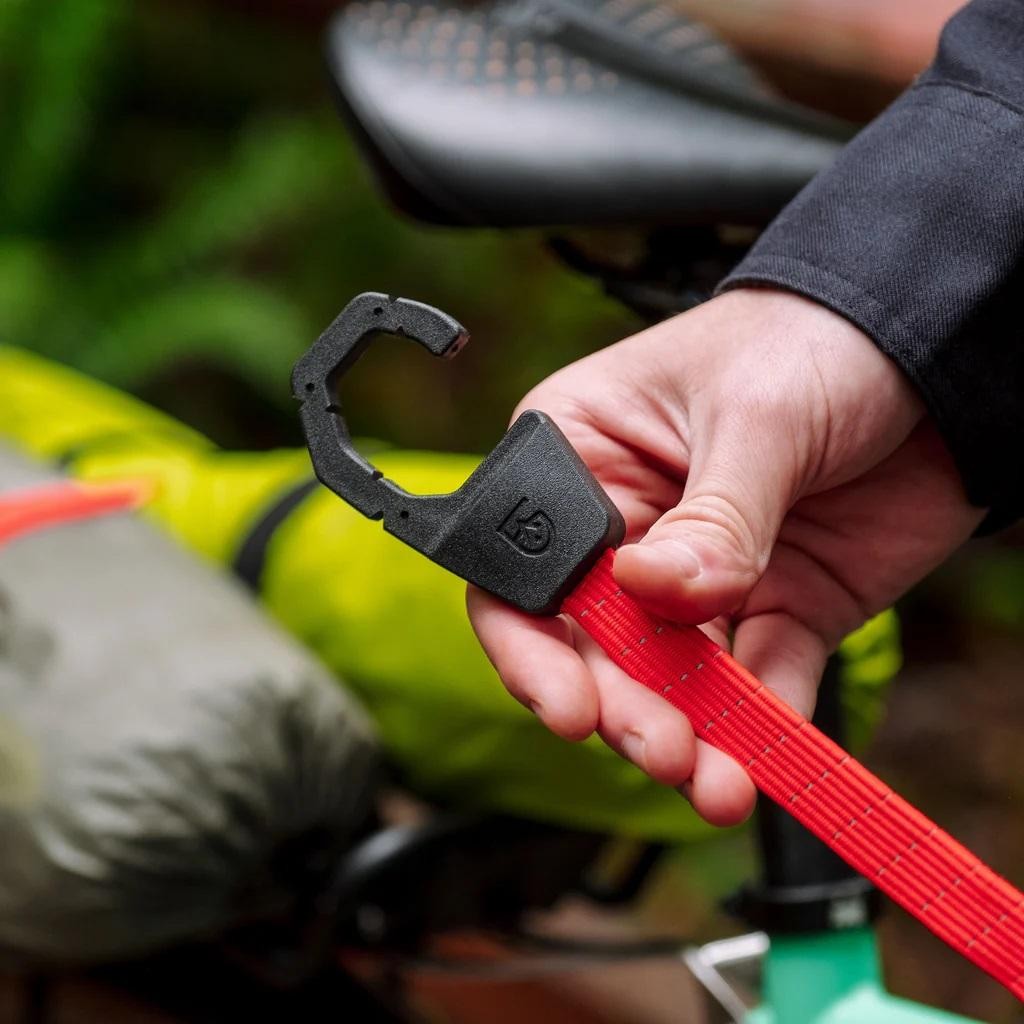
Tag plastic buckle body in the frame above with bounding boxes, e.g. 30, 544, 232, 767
293, 293, 624, 614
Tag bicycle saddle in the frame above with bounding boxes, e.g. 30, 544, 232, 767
326, 0, 856, 228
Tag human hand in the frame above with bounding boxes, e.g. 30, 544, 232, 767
468, 288, 984, 826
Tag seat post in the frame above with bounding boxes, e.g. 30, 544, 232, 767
728, 655, 881, 934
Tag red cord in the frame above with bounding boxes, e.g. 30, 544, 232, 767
564, 550, 1024, 1000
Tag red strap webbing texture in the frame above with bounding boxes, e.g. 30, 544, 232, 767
563, 550, 1024, 1000
0, 481, 147, 547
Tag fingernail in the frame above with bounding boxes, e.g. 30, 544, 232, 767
646, 539, 702, 579
622, 731, 647, 771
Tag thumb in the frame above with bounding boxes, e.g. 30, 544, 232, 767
614, 427, 797, 624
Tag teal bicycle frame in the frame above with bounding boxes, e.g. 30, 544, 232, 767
688, 925, 983, 1022
752, 929, 979, 1024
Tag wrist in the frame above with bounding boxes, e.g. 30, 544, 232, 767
701, 287, 925, 489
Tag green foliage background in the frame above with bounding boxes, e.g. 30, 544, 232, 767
0, 0, 637, 451
6, 4, 1024, 1014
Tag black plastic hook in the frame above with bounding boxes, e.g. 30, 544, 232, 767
293, 292, 623, 614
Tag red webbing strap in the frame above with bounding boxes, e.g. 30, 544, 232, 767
0, 480, 148, 547
563, 550, 1024, 1000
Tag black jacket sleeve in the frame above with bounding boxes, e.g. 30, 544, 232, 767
717, 0, 1024, 528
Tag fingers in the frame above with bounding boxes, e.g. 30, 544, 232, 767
682, 742, 758, 827
588, 660, 756, 825
470, 580, 688, 780
466, 586, 599, 741
570, 626, 758, 827
676, 611, 830, 826
470, 588, 830, 832
614, 426, 796, 625
468, 585, 806, 826
732, 611, 828, 720
576, 623, 756, 822
573, 627, 696, 786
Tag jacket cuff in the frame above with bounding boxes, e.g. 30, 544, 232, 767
718, 80, 1024, 530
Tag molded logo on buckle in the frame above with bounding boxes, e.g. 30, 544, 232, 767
498, 499, 553, 555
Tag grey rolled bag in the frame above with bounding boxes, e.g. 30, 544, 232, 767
0, 445, 380, 966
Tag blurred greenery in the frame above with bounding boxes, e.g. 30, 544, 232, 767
965, 551, 1024, 632
4, 3, 1024, 1017
0, 0, 637, 451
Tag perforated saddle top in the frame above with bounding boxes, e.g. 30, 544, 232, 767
326, 0, 856, 229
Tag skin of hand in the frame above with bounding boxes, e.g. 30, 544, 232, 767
468, 287, 985, 827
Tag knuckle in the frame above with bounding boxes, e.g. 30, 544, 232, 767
675, 492, 767, 574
